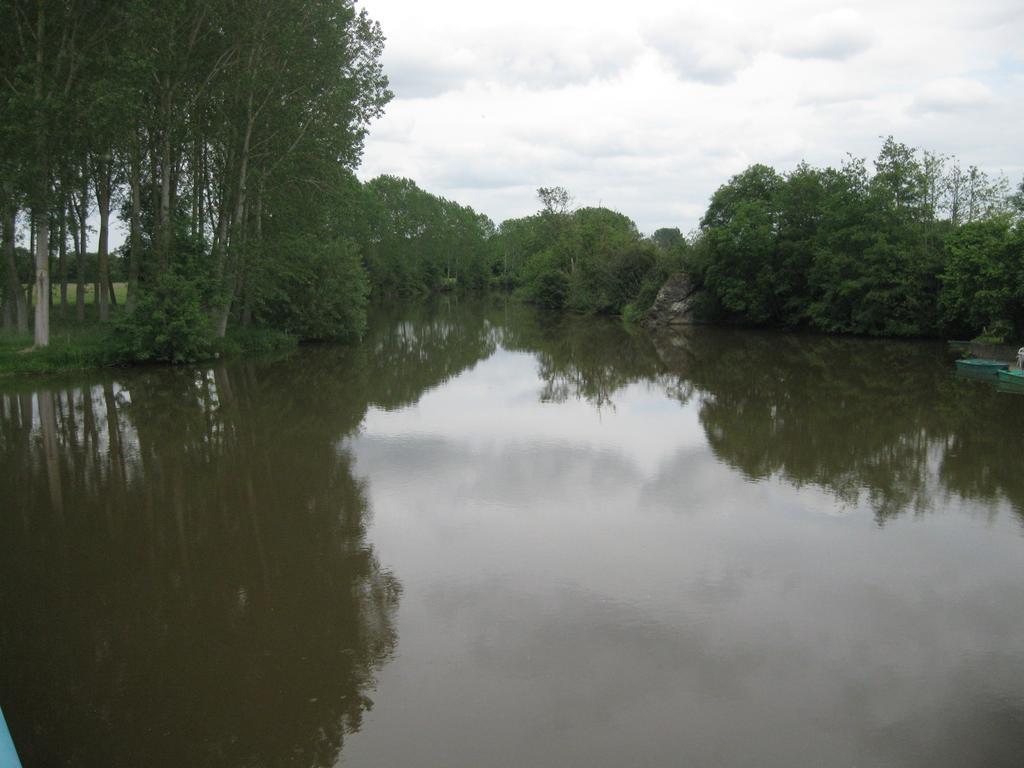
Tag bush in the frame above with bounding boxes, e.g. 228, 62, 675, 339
621, 303, 644, 324
519, 249, 569, 310
261, 236, 369, 342
220, 327, 298, 356
112, 271, 214, 363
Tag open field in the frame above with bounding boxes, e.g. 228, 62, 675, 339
32, 282, 130, 306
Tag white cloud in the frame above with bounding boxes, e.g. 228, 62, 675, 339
383, 25, 641, 99
644, 10, 759, 85
913, 77, 995, 113
359, 0, 1024, 234
775, 9, 873, 60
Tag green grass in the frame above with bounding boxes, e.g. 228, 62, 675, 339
18, 281, 130, 307
0, 312, 298, 378
216, 327, 299, 357
0, 319, 121, 377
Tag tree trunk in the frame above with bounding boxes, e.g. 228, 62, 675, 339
217, 107, 255, 338
32, 5, 50, 347
126, 135, 142, 313
197, 142, 207, 237
75, 178, 88, 322
158, 93, 173, 270
58, 204, 68, 318
34, 199, 50, 347
241, 186, 263, 328
95, 159, 112, 320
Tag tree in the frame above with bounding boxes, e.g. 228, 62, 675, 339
651, 227, 684, 251
696, 164, 783, 325
537, 186, 572, 216
939, 217, 1022, 339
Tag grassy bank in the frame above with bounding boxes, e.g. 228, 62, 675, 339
16, 281, 132, 309
0, 318, 297, 378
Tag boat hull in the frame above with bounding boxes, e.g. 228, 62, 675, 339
955, 359, 1010, 377
996, 369, 1024, 389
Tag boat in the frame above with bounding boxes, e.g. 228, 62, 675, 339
0, 707, 21, 768
954, 358, 1009, 377
996, 369, 1024, 389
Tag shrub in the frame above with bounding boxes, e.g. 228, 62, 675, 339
519, 249, 569, 310
621, 303, 644, 324
264, 236, 369, 342
113, 271, 214, 363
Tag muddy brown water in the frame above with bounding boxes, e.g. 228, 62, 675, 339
2, 298, 1023, 767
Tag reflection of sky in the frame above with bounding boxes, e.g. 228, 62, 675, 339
343, 345, 1024, 767
360, 348, 706, 478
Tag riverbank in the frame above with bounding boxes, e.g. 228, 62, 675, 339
6, 297, 1019, 379
0, 319, 297, 378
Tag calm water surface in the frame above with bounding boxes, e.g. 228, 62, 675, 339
2, 299, 1024, 767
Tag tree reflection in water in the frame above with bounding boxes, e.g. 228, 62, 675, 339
485, 299, 1024, 523
0, 298, 500, 767
0, 366, 397, 767
2, 298, 1023, 767
650, 327, 1024, 523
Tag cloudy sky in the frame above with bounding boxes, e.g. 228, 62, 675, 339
357, 0, 1024, 234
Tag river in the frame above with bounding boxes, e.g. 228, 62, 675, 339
2, 298, 1023, 767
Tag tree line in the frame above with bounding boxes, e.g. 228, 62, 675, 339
0, 0, 392, 355
488, 186, 686, 319
470, 140, 1023, 343
687, 138, 1024, 340
2, 3, 1021, 371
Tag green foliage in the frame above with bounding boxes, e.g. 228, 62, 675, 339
0, 0, 393, 351
362, 175, 494, 297
634, 245, 688, 315
651, 227, 685, 252
689, 139, 1023, 339
621, 303, 645, 324
505, 192, 672, 317
490, 214, 550, 288
519, 249, 569, 310
939, 218, 1022, 338
216, 327, 298, 358
568, 238, 658, 314
276, 237, 369, 342
112, 271, 214, 364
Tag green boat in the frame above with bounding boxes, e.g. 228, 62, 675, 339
955, 359, 1009, 377
997, 369, 1024, 388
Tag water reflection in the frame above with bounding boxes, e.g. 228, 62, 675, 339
488, 301, 1023, 521
2, 298, 1024, 767
0, 368, 395, 767
496, 303, 693, 409
658, 328, 1024, 521
0, 298, 505, 767
344, 301, 1024, 767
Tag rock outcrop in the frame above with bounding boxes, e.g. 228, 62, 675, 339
645, 272, 700, 327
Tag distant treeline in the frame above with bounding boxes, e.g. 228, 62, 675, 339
361, 181, 684, 319
488, 186, 684, 320
688, 138, 1024, 340
487, 138, 1024, 342
1, 0, 1021, 370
